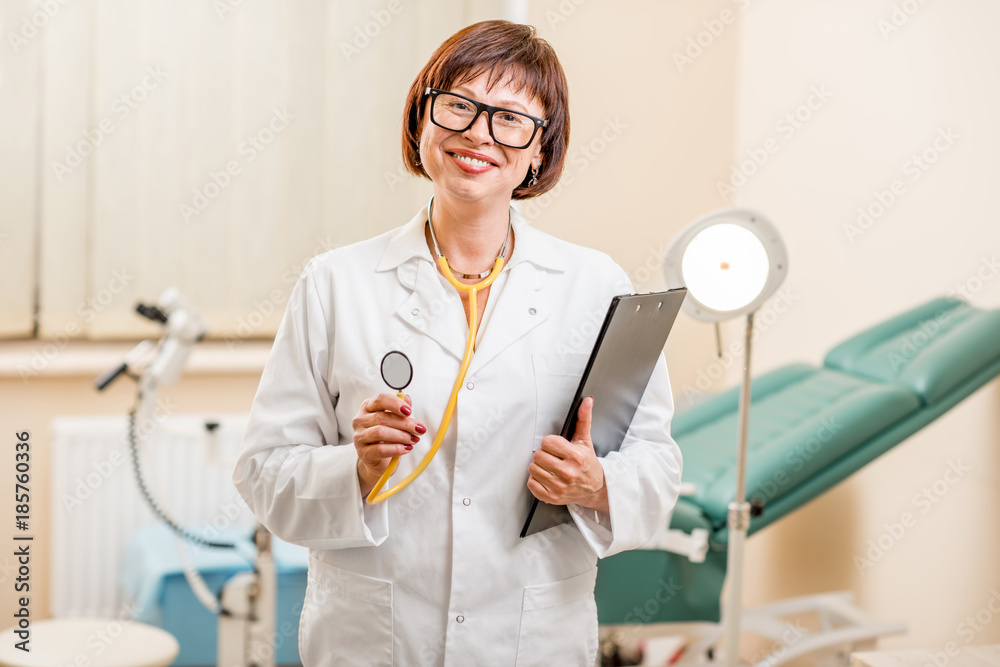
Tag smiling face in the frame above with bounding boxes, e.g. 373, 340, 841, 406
418, 72, 545, 206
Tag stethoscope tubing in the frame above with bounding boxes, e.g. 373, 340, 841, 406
366, 254, 505, 504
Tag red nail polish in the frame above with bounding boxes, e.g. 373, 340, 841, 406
401, 404, 412, 416
411, 435, 420, 443
415, 424, 427, 435
405, 444, 413, 451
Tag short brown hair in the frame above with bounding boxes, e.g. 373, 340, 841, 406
401, 20, 570, 200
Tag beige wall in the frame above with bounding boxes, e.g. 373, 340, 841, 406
731, 0, 1000, 653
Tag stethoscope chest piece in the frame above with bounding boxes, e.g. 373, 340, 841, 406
380, 351, 413, 393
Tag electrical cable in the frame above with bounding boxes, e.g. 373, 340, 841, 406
127, 403, 243, 550
127, 394, 258, 613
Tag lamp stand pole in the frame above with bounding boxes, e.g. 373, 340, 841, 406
723, 311, 754, 667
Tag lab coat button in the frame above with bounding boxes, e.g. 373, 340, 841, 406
466, 381, 474, 390
411, 308, 420, 316
528, 307, 537, 315
456, 615, 465, 623
462, 498, 471, 506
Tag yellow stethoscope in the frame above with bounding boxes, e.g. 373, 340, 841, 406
366, 196, 512, 504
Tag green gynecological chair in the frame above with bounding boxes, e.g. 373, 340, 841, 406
595, 295, 1000, 665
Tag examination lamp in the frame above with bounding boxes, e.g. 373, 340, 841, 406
663, 207, 788, 667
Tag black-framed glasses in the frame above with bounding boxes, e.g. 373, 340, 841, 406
424, 87, 548, 149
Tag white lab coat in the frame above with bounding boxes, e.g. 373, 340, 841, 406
233, 205, 682, 667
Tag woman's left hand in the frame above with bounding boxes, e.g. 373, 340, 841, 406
527, 396, 609, 514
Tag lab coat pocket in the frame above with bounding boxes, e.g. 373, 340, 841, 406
300, 552, 393, 667
514, 567, 600, 666
531, 352, 590, 452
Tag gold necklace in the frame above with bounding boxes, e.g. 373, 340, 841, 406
426, 196, 511, 280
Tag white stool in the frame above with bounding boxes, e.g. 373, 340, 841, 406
0, 618, 178, 667
853, 644, 1000, 667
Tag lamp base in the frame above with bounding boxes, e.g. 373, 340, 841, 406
615, 591, 905, 667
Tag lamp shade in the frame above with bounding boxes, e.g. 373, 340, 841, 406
663, 208, 787, 322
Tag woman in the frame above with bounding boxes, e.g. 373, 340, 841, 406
234, 20, 682, 666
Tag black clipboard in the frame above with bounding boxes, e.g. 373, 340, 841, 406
519, 287, 687, 538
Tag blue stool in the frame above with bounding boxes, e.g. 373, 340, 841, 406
121, 524, 308, 666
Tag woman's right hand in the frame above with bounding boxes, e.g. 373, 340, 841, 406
352, 393, 427, 498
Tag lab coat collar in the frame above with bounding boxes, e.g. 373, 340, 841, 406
393, 249, 554, 367
384, 204, 559, 366
375, 204, 567, 274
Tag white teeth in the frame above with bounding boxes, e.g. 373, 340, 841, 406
452, 153, 492, 167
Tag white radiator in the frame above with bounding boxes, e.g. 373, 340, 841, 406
50, 412, 256, 618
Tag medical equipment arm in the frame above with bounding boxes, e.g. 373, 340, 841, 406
233, 263, 390, 550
